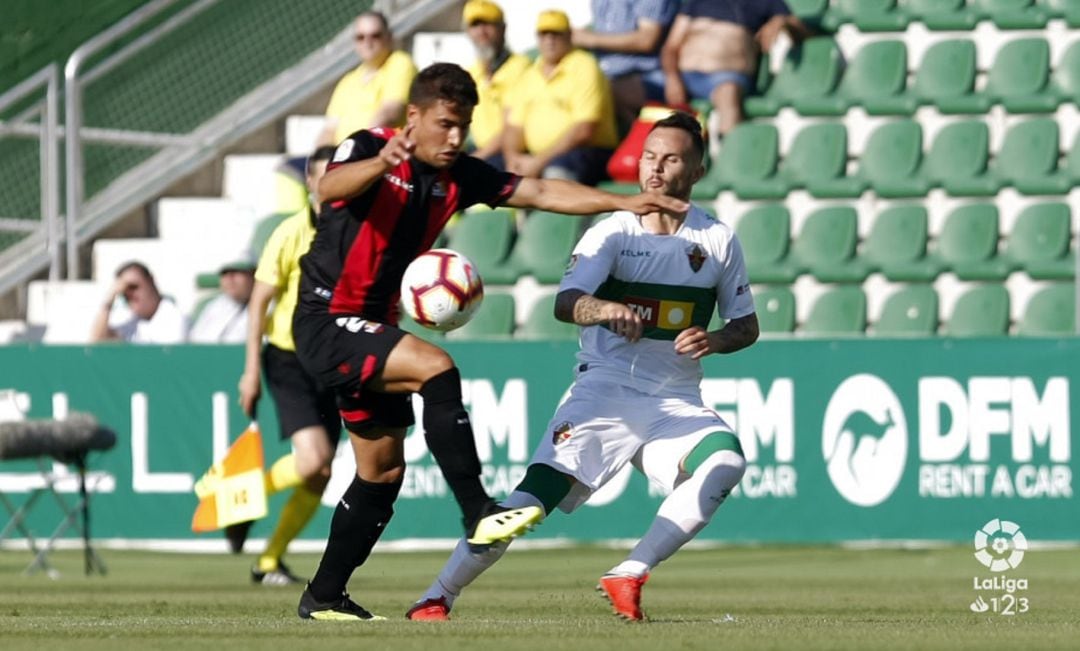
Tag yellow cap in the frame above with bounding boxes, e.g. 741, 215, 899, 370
463, 0, 504, 25
536, 9, 571, 33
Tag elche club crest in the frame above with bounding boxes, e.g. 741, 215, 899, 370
552, 421, 573, 445
686, 244, 707, 272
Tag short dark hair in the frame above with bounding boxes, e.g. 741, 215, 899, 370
648, 111, 705, 165
115, 261, 158, 291
306, 145, 337, 176
408, 63, 479, 109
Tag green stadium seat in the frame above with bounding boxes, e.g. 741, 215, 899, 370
1042, 0, 1080, 24
446, 208, 516, 281
911, 40, 991, 114
933, 204, 1008, 280
923, 120, 996, 196
785, 0, 829, 19
811, 120, 925, 198
1002, 202, 1075, 279
446, 293, 515, 340
753, 286, 797, 333
983, 38, 1057, 113
823, 0, 910, 31
693, 123, 779, 200
517, 293, 578, 340
799, 41, 914, 117
873, 285, 939, 336
1051, 40, 1080, 103
1017, 283, 1076, 335
903, 0, 979, 29
860, 205, 939, 281
994, 118, 1070, 195
743, 37, 843, 118
735, 205, 797, 283
971, 0, 1049, 28
790, 207, 866, 282
944, 285, 1011, 336
487, 211, 582, 285
801, 286, 867, 335
738, 123, 847, 199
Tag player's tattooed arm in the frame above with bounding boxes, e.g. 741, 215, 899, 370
709, 313, 760, 354
555, 289, 643, 341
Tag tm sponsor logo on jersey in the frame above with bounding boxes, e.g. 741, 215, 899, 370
625, 296, 693, 330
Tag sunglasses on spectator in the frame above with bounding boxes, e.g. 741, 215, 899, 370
355, 31, 385, 42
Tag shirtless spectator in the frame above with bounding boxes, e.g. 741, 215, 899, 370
572, 0, 678, 134
661, 0, 809, 137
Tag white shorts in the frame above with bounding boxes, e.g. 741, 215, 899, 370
530, 375, 735, 513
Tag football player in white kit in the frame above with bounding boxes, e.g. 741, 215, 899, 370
407, 111, 759, 622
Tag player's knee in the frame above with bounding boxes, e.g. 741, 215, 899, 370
684, 431, 745, 477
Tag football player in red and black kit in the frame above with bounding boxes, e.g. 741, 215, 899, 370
293, 62, 688, 620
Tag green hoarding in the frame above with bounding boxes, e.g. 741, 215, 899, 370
0, 339, 1076, 546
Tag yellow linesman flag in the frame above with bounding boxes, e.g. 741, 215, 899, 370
191, 422, 268, 533
657, 300, 694, 330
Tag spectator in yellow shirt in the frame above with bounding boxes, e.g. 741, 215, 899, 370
316, 11, 418, 147
503, 10, 618, 186
462, 0, 530, 166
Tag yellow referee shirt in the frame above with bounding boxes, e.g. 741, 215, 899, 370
325, 50, 417, 145
255, 208, 316, 351
466, 52, 530, 150
508, 49, 618, 154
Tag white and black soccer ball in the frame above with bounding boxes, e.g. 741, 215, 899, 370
400, 249, 484, 332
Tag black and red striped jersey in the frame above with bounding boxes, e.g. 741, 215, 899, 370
297, 128, 520, 324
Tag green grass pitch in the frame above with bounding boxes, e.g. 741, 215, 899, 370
1, 546, 1078, 650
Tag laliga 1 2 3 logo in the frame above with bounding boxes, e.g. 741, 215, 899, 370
822, 374, 908, 507
974, 518, 1027, 572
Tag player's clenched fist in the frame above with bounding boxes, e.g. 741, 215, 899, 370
602, 302, 644, 342
378, 123, 416, 167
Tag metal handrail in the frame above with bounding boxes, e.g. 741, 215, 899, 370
0, 65, 60, 281
64, 0, 216, 279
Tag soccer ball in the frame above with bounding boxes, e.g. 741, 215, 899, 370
400, 249, 484, 332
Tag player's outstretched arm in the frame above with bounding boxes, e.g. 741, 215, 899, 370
554, 289, 643, 342
505, 177, 688, 216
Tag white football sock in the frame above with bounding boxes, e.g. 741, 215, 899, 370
419, 490, 546, 608
610, 450, 746, 577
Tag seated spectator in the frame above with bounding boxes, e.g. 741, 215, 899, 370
572, 0, 679, 134
503, 10, 618, 186
316, 11, 418, 147
661, 0, 809, 137
91, 261, 187, 344
189, 260, 256, 344
462, 0, 530, 165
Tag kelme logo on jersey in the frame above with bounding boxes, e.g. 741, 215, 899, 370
552, 421, 573, 445
624, 296, 694, 330
686, 244, 707, 272
822, 374, 908, 507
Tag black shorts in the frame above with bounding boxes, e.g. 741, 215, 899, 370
262, 344, 342, 443
292, 313, 416, 434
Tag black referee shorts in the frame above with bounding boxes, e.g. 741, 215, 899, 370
291, 314, 416, 434
262, 344, 342, 444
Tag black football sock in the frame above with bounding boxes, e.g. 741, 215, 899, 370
307, 474, 401, 603
419, 367, 491, 525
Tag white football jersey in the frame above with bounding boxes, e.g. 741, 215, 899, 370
559, 205, 754, 397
